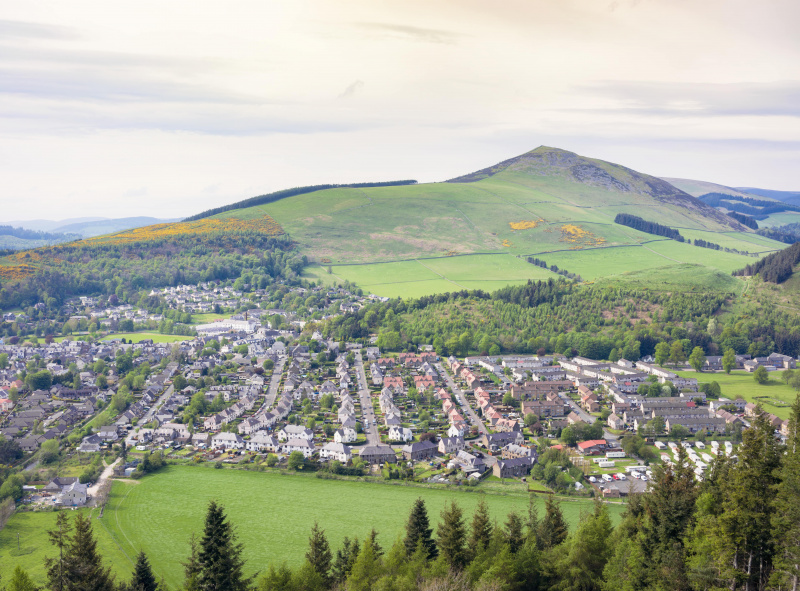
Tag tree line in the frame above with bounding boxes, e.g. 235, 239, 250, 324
699, 192, 800, 218
733, 241, 800, 283
614, 214, 684, 241
726, 211, 759, 229
183, 181, 418, 222
0, 225, 80, 242
757, 223, 800, 245
525, 258, 582, 281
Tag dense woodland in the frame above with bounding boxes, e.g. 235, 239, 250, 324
6, 402, 799, 591
733, 242, 800, 284
726, 212, 759, 229
322, 278, 800, 359
0, 232, 303, 312
613, 214, 684, 241
757, 223, 800, 245
183, 181, 417, 222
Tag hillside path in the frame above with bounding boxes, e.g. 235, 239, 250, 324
88, 457, 120, 500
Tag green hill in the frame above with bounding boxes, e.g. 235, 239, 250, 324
211, 146, 784, 297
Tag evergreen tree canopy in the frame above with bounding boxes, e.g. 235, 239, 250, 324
404, 498, 437, 559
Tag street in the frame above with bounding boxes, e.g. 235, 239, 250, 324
557, 391, 618, 445
261, 356, 287, 411
435, 362, 487, 435
355, 352, 379, 445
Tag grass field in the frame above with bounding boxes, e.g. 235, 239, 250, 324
190, 313, 228, 324
323, 254, 557, 298
676, 369, 799, 420
0, 509, 132, 586
595, 264, 744, 294
0, 466, 626, 588
101, 332, 193, 343
757, 212, 800, 227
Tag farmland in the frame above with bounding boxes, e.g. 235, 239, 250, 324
675, 369, 798, 420
0, 466, 626, 588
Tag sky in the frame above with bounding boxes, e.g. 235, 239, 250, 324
2, 0, 799, 221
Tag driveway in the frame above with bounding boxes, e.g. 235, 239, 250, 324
88, 457, 120, 505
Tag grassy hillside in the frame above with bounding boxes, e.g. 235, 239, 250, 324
215, 147, 782, 297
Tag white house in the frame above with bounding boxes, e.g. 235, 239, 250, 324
58, 481, 88, 507
447, 423, 467, 438
277, 425, 314, 442
212, 432, 245, 450
283, 438, 315, 457
320, 442, 352, 462
334, 428, 357, 444
246, 432, 281, 452
388, 426, 413, 442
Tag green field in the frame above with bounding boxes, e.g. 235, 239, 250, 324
755, 212, 800, 227
676, 369, 799, 420
190, 313, 228, 324
1, 466, 626, 587
102, 332, 193, 343
321, 254, 557, 298
0, 509, 132, 585
210, 147, 770, 298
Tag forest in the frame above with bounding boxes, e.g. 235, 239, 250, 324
0, 225, 80, 242
322, 278, 800, 359
0, 227, 304, 312
733, 242, 800, 283
613, 214, 684, 241
8, 404, 799, 591
757, 223, 800, 245
726, 212, 759, 229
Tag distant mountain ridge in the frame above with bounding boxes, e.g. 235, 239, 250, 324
1, 216, 180, 238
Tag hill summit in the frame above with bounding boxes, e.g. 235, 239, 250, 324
447, 146, 738, 228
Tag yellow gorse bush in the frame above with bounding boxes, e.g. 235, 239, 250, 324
509, 219, 544, 230
559, 224, 606, 249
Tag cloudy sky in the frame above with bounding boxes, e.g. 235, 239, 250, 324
2, 0, 799, 220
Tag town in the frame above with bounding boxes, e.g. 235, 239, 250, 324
1, 281, 795, 512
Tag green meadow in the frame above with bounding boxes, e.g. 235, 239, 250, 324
101, 332, 192, 343
0, 466, 625, 588
676, 369, 799, 420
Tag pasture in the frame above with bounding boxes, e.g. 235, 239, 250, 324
101, 332, 192, 344
675, 369, 799, 420
0, 466, 626, 588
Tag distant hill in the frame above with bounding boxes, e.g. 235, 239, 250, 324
662, 178, 763, 200
736, 187, 800, 207
2, 216, 181, 239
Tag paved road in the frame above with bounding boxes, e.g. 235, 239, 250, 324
88, 457, 120, 505
436, 362, 487, 435
142, 384, 174, 424
261, 356, 287, 411
355, 352, 379, 445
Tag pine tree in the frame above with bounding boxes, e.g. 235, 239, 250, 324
45, 511, 73, 591
64, 512, 116, 591
197, 500, 252, 591
305, 522, 332, 588
332, 537, 355, 585
365, 529, 383, 558
527, 495, 541, 548
554, 500, 612, 591
130, 550, 158, 591
182, 533, 201, 591
539, 496, 568, 549
346, 538, 382, 591
504, 512, 524, 554
468, 497, 493, 556
8, 565, 38, 591
772, 393, 800, 590
404, 498, 437, 559
437, 501, 467, 570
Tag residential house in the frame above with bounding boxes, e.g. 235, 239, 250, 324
493, 457, 536, 478
320, 442, 352, 462
401, 440, 438, 461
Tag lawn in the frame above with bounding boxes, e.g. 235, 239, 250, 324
676, 369, 799, 420
190, 313, 228, 324
101, 332, 194, 344
0, 466, 626, 588
0, 509, 133, 586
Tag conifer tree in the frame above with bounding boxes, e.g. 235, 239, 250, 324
64, 512, 116, 591
45, 511, 73, 591
130, 550, 158, 591
332, 537, 354, 585
436, 501, 467, 570
197, 500, 252, 591
504, 512, 524, 555
539, 496, 568, 549
346, 538, 381, 591
182, 533, 201, 591
404, 498, 437, 559
305, 522, 333, 588
365, 529, 383, 559
468, 497, 493, 556
772, 393, 800, 590
8, 566, 38, 591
